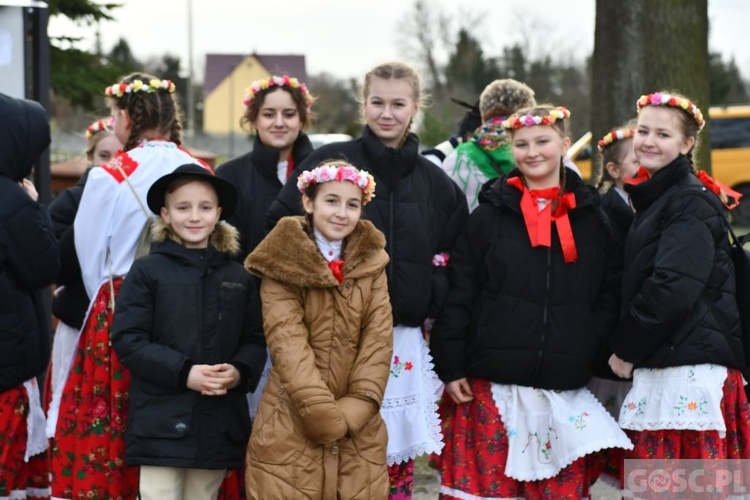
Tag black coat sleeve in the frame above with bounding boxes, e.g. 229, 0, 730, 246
111, 262, 190, 389
431, 205, 492, 383
228, 277, 267, 392
427, 181, 469, 319
2, 183, 59, 291
592, 209, 623, 365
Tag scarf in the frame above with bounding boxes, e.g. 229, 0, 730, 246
507, 176, 578, 263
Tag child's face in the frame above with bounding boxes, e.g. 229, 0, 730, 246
302, 181, 363, 242
252, 88, 302, 157
634, 106, 695, 174
364, 77, 419, 148
91, 134, 123, 166
511, 125, 570, 189
160, 180, 222, 249
606, 139, 639, 189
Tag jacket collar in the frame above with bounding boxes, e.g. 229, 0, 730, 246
245, 216, 388, 288
361, 125, 419, 186
250, 133, 313, 183
626, 155, 691, 212
149, 238, 227, 268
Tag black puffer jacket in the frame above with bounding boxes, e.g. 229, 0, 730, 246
0, 93, 58, 393
48, 169, 91, 328
216, 134, 313, 261
431, 169, 622, 390
111, 225, 267, 469
610, 156, 743, 369
600, 187, 634, 246
267, 126, 469, 326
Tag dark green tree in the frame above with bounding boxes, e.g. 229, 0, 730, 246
709, 52, 749, 106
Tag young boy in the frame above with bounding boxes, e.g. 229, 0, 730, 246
112, 163, 267, 500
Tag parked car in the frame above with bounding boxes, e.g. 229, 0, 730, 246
308, 133, 353, 149
569, 105, 750, 224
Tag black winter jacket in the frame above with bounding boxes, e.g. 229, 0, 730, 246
111, 231, 267, 469
0, 93, 58, 393
48, 169, 90, 328
216, 134, 313, 261
610, 156, 744, 369
432, 169, 622, 390
600, 187, 634, 246
267, 126, 469, 326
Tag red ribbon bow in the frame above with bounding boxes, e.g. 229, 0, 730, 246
507, 177, 578, 263
624, 166, 651, 186
696, 170, 742, 210
328, 259, 345, 284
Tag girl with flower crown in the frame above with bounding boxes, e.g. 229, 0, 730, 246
268, 61, 468, 499
441, 78, 536, 212
608, 92, 750, 469
244, 160, 392, 498
216, 75, 315, 422
431, 104, 633, 499
48, 73, 211, 500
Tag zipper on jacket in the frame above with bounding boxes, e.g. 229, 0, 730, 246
531, 247, 552, 383
388, 190, 395, 286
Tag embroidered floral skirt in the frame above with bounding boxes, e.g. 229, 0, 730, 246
438, 379, 602, 499
49, 279, 140, 499
0, 385, 50, 499
623, 368, 750, 462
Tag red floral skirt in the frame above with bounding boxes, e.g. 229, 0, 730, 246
0, 385, 51, 499
623, 368, 750, 461
49, 279, 140, 499
439, 379, 602, 499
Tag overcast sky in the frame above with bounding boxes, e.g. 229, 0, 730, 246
48, 0, 750, 83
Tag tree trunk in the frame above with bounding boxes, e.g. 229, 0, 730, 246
591, 0, 710, 179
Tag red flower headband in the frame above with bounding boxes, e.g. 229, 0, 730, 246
501, 107, 571, 130
105, 79, 177, 98
85, 118, 114, 141
597, 127, 636, 153
636, 93, 705, 131
243, 75, 312, 110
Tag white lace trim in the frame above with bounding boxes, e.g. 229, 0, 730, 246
618, 364, 728, 437
438, 485, 523, 500
3, 486, 51, 500
22, 378, 48, 461
491, 384, 633, 481
381, 326, 444, 465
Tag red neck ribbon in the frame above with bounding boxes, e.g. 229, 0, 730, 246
285, 155, 295, 180
624, 166, 651, 186
507, 177, 578, 263
696, 170, 742, 210
328, 259, 345, 284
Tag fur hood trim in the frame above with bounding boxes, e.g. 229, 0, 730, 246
245, 216, 388, 288
150, 216, 241, 255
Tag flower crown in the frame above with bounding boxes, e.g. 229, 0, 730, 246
597, 127, 636, 153
243, 75, 312, 110
85, 118, 114, 141
501, 107, 571, 130
297, 164, 376, 204
636, 92, 705, 131
105, 79, 177, 98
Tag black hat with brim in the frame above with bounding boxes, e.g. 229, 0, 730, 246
147, 163, 238, 220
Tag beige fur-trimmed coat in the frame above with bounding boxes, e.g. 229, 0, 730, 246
244, 216, 393, 500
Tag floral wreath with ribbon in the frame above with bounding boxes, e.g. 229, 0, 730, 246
297, 164, 376, 204
501, 107, 571, 130
636, 92, 705, 131
243, 75, 313, 110
105, 79, 177, 98
597, 127, 636, 153
85, 118, 114, 140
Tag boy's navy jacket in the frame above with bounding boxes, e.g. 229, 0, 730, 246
112, 222, 267, 469
0, 92, 59, 393
431, 168, 622, 391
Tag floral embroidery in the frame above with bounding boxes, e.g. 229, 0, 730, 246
569, 412, 590, 430
521, 425, 558, 464
674, 395, 708, 416
624, 397, 647, 416
390, 355, 414, 377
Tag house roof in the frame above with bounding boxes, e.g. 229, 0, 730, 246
203, 54, 308, 97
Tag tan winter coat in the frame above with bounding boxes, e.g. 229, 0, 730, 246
244, 216, 393, 500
